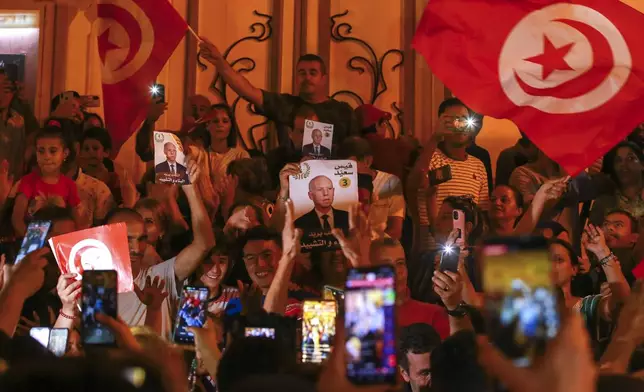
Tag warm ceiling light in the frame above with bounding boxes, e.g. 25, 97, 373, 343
0, 12, 38, 28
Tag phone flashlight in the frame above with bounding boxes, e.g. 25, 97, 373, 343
443, 245, 454, 254
465, 117, 476, 128
149, 85, 160, 96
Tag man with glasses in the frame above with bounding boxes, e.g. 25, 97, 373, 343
236, 226, 318, 317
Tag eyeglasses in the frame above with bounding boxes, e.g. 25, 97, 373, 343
243, 250, 275, 265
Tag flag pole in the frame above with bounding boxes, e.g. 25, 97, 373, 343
187, 25, 200, 41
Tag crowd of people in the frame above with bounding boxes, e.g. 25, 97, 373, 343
0, 36, 643, 392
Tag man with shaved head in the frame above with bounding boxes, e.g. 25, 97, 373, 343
302, 128, 331, 157
294, 175, 349, 230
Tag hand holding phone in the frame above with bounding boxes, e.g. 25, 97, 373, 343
150, 83, 165, 103
81, 270, 118, 346
15, 220, 52, 264
439, 246, 461, 273
301, 300, 336, 364
345, 266, 397, 385
428, 165, 452, 187
173, 286, 209, 345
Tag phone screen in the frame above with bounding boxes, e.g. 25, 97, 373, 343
81, 270, 118, 345
301, 300, 336, 364
173, 286, 209, 344
48, 328, 69, 357
29, 327, 51, 348
244, 327, 276, 339
15, 220, 52, 264
345, 266, 397, 385
439, 246, 460, 273
483, 236, 559, 367
150, 83, 165, 103
428, 165, 452, 186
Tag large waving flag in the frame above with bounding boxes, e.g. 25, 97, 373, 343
413, 0, 644, 175
96, 0, 187, 155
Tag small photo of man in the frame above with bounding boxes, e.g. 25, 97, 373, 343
154, 132, 190, 184
302, 120, 333, 158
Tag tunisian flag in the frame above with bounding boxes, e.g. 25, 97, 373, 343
96, 0, 187, 154
413, 0, 644, 175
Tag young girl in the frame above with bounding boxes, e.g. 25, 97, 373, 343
12, 126, 82, 236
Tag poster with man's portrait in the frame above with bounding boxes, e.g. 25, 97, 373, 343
289, 160, 358, 252
48, 224, 133, 293
154, 131, 190, 185
302, 120, 333, 158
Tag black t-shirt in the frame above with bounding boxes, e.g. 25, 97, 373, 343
260, 90, 359, 147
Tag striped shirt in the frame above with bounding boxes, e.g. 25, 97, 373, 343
417, 149, 489, 250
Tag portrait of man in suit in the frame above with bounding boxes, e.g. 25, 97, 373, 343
155, 142, 189, 183
294, 175, 349, 230
302, 128, 331, 158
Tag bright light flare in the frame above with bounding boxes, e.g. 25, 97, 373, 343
465, 117, 476, 128
442, 245, 454, 254
149, 85, 160, 96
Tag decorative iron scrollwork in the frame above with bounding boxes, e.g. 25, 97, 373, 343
197, 10, 272, 150
330, 10, 404, 134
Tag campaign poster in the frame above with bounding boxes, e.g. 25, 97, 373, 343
153, 131, 191, 185
302, 120, 333, 158
289, 159, 358, 252
48, 223, 133, 293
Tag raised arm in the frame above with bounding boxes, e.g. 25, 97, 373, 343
263, 199, 301, 315
199, 38, 263, 109
583, 225, 631, 321
174, 158, 215, 281
513, 177, 569, 235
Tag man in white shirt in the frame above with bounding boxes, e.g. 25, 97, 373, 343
339, 137, 405, 239
106, 164, 214, 339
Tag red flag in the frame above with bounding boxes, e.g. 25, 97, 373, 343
96, 0, 187, 155
413, 0, 644, 175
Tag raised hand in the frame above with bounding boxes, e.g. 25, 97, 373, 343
332, 204, 372, 268
134, 276, 168, 311
432, 270, 464, 311
582, 224, 610, 259
3, 247, 50, 298
185, 153, 201, 184
198, 37, 223, 64
537, 176, 570, 202
237, 280, 262, 316
56, 273, 82, 314
278, 163, 300, 197
282, 199, 302, 260
146, 98, 168, 123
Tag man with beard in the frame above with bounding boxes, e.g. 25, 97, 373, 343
398, 323, 441, 392
199, 38, 359, 147
104, 157, 214, 338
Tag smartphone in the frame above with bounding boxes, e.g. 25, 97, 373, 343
81, 270, 118, 346
439, 246, 461, 273
15, 220, 52, 264
173, 286, 209, 345
150, 83, 165, 103
452, 209, 465, 240
323, 285, 345, 302
428, 165, 452, 186
29, 327, 51, 348
345, 266, 397, 385
48, 328, 69, 357
80, 95, 100, 108
483, 236, 559, 367
301, 300, 337, 364
244, 327, 276, 339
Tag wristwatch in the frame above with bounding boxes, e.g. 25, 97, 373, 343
446, 302, 469, 318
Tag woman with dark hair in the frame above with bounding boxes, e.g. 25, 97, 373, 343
591, 141, 644, 224
487, 184, 524, 236
201, 104, 249, 188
